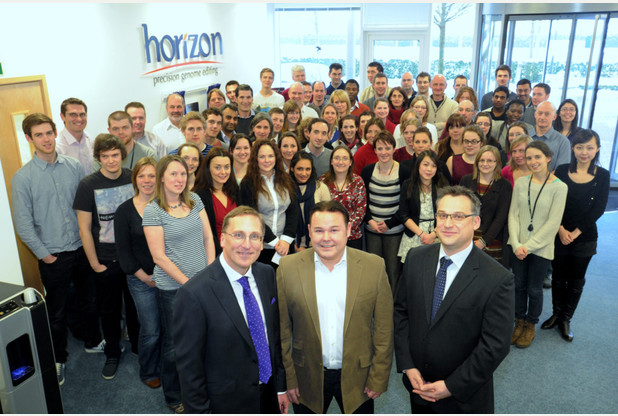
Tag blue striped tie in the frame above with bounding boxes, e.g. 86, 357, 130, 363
431, 257, 452, 322
238, 276, 272, 383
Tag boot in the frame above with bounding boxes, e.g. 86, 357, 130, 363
516, 322, 535, 348
558, 320, 573, 342
511, 318, 525, 344
541, 314, 559, 329
558, 279, 584, 342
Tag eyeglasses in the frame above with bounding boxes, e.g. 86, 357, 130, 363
478, 158, 496, 164
459, 108, 475, 113
560, 107, 576, 113
436, 211, 475, 222
222, 232, 263, 242
476, 122, 491, 127
463, 139, 481, 145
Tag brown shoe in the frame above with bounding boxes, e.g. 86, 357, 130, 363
511, 319, 525, 344
145, 378, 161, 389
516, 322, 535, 348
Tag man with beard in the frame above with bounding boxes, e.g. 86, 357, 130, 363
153, 93, 186, 153
219, 104, 239, 149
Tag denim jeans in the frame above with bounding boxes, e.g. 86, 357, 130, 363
38, 247, 101, 363
158, 288, 181, 406
511, 252, 550, 324
126, 275, 161, 382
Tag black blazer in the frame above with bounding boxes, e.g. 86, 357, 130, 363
173, 258, 285, 413
396, 179, 438, 238
460, 175, 512, 245
238, 179, 299, 244
360, 162, 410, 228
394, 244, 514, 413
195, 188, 240, 256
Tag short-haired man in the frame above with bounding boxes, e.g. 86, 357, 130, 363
346, 79, 370, 118
171, 111, 222, 158
480, 65, 517, 110
125, 102, 167, 159
289, 82, 319, 119
360, 61, 392, 103
487, 86, 509, 123
401, 72, 416, 100
235, 84, 255, 135
269, 107, 285, 141
311, 81, 329, 112
152, 93, 186, 153
73, 134, 134, 380
12, 113, 102, 386
278, 200, 393, 414
303, 118, 333, 176
253, 68, 285, 112
416, 72, 431, 97
302, 81, 321, 115
326, 62, 345, 95
362, 72, 389, 110
101, 111, 156, 170
532, 101, 570, 172
174, 206, 289, 413
453, 75, 468, 98
524, 83, 551, 126
516, 79, 533, 108
220, 103, 239, 148
456, 99, 476, 126
56, 97, 95, 173
225, 80, 240, 104
394, 186, 514, 413
281, 64, 306, 101
427, 74, 459, 135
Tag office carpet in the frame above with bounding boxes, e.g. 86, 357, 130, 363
60, 211, 618, 414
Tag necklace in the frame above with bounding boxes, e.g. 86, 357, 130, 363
169, 201, 183, 209
527, 172, 551, 232
378, 161, 395, 176
335, 178, 348, 193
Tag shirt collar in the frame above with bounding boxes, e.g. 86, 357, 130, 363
439, 241, 474, 270
31, 151, 62, 170
314, 247, 347, 269
220, 253, 254, 284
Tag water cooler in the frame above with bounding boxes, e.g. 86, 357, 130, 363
0, 282, 63, 413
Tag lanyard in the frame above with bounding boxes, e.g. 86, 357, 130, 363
527, 173, 550, 232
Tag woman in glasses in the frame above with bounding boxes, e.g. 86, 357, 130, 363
553, 99, 582, 142
409, 95, 438, 143
446, 125, 485, 185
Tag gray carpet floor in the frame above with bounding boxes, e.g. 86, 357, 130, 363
59, 211, 618, 414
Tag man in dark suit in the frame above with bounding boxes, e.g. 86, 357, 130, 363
394, 186, 514, 413
173, 206, 288, 414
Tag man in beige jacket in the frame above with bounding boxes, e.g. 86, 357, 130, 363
277, 200, 393, 414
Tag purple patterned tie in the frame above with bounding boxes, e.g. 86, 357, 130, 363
238, 276, 272, 383
431, 257, 453, 322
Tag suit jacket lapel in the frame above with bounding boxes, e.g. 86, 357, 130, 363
423, 245, 441, 324
299, 249, 321, 339
210, 260, 253, 348
431, 247, 480, 326
343, 249, 361, 335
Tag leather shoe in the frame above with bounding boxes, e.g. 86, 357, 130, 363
541, 315, 559, 329
558, 320, 573, 342
144, 378, 161, 389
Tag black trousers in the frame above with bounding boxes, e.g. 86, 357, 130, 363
93, 260, 125, 358
292, 368, 374, 414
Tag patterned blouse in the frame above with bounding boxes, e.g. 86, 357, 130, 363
321, 173, 367, 240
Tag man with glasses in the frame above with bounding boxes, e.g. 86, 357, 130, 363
57, 97, 94, 173
394, 186, 514, 413
174, 206, 289, 414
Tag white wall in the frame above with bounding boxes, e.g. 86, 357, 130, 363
0, 159, 24, 285
0, 3, 273, 135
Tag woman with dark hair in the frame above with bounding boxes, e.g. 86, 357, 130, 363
543, 129, 609, 341
278, 131, 300, 172
554, 99, 582, 141
289, 152, 331, 251
374, 98, 396, 134
474, 111, 507, 165
504, 121, 530, 154
435, 113, 465, 164
177, 143, 202, 191
249, 112, 273, 142
460, 145, 512, 263
387, 86, 409, 125
143, 155, 216, 412
397, 150, 447, 261
495, 99, 528, 148
193, 147, 239, 255
353, 117, 385, 175
447, 124, 486, 185
336, 114, 361, 154
114, 157, 161, 389
361, 131, 409, 292
508, 141, 567, 349
295, 117, 314, 149
321, 103, 340, 144
320, 145, 367, 249
230, 133, 251, 184
393, 118, 423, 162
282, 100, 302, 133
239, 139, 299, 268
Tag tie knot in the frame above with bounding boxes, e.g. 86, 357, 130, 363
440, 257, 452, 269
238, 276, 250, 290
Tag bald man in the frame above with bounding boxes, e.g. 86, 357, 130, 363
531, 101, 570, 172
426, 75, 459, 136
401, 72, 416, 100
457, 100, 476, 126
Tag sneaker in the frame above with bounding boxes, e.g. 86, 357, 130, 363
102, 358, 119, 380
84, 339, 106, 353
167, 403, 184, 414
56, 363, 65, 386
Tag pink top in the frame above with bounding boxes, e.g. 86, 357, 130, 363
501, 165, 515, 187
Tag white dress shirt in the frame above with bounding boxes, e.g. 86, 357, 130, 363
314, 248, 347, 369
436, 242, 474, 300
56, 128, 94, 173
152, 118, 185, 154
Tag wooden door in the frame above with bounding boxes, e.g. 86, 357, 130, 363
0, 75, 52, 292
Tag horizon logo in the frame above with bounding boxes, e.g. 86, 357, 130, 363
142, 24, 223, 65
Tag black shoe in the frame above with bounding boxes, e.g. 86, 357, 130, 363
541, 314, 559, 329
543, 275, 552, 289
102, 358, 119, 380
558, 320, 573, 342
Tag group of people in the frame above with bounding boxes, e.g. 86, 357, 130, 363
9, 58, 609, 414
